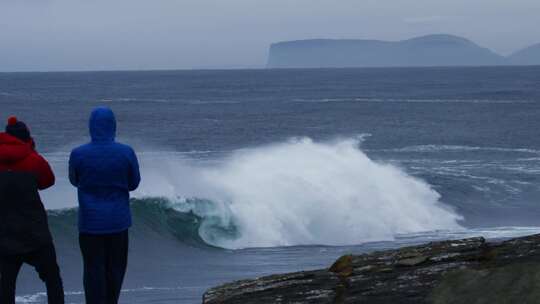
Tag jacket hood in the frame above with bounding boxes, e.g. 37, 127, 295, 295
0, 133, 32, 163
89, 107, 116, 142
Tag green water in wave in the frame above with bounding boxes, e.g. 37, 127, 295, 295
47, 198, 239, 249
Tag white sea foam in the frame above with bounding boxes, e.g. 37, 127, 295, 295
385, 145, 540, 154
15, 287, 189, 304
15, 292, 46, 303
134, 137, 463, 249
397, 226, 540, 242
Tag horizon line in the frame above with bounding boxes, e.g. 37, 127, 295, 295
1, 64, 540, 74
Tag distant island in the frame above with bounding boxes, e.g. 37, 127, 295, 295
267, 34, 540, 68
509, 43, 540, 65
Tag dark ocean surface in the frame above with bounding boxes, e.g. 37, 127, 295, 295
1, 67, 540, 303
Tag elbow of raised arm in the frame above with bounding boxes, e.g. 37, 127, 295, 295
68, 153, 79, 187
68, 173, 78, 187
128, 150, 141, 191
128, 176, 141, 191
38, 174, 55, 190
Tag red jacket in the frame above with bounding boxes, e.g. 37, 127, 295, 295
0, 133, 55, 190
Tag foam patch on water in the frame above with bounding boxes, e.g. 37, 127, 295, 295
16, 287, 188, 304
396, 226, 540, 242
384, 145, 540, 154
16, 292, 46, 303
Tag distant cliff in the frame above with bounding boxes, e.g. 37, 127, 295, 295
509, 43, 540, 66
267, 34, 518, 68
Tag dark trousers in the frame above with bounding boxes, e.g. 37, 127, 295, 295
79, 230, 129, 304
0, 244, 65, 304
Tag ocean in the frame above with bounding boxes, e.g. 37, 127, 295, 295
2, 66, 540, 303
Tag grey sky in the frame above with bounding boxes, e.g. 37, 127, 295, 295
0, 0, 538, 71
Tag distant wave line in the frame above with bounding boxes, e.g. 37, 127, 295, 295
291, 97, 533, 104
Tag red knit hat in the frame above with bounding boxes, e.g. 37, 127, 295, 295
7, 116, 18, 126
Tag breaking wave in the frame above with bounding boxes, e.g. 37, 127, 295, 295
126, 137, 463, 249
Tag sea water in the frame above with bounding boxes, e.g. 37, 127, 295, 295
2, 67, 540, 303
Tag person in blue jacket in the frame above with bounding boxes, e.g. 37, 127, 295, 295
69, 107, 140, 304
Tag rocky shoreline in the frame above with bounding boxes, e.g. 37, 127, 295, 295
203, 234, 540, 303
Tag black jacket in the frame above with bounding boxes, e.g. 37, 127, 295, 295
0, 171, 53, 255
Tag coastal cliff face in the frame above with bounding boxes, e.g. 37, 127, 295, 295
509, 43, 540, 65
267, 34, 540, 68
203, 234, 540, 304
267, 34, 506, 68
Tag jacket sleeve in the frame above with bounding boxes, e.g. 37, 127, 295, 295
35, 154, 55, 190
127, 148, 141, 191
68, 150, 79, 187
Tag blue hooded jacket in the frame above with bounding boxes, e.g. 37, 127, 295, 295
69, 107, 141, 234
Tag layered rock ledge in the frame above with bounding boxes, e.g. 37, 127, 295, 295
203, 234, 540, 303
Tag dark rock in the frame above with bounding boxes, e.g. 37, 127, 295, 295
202, 234, 540, 304
203, 270, 340, 304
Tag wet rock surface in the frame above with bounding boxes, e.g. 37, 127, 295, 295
203, 234, 540, 304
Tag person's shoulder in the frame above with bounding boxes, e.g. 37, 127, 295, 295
113, 142, 137, 155
70, 143, 93, 156
110, 143, 138, 164
25, 149, 50, 166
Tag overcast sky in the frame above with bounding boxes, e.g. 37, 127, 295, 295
0, 0, 539, 71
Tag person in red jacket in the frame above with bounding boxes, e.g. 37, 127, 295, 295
0, 116, 64, 304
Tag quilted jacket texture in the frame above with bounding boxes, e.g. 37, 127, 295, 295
69, 107, 141, 234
